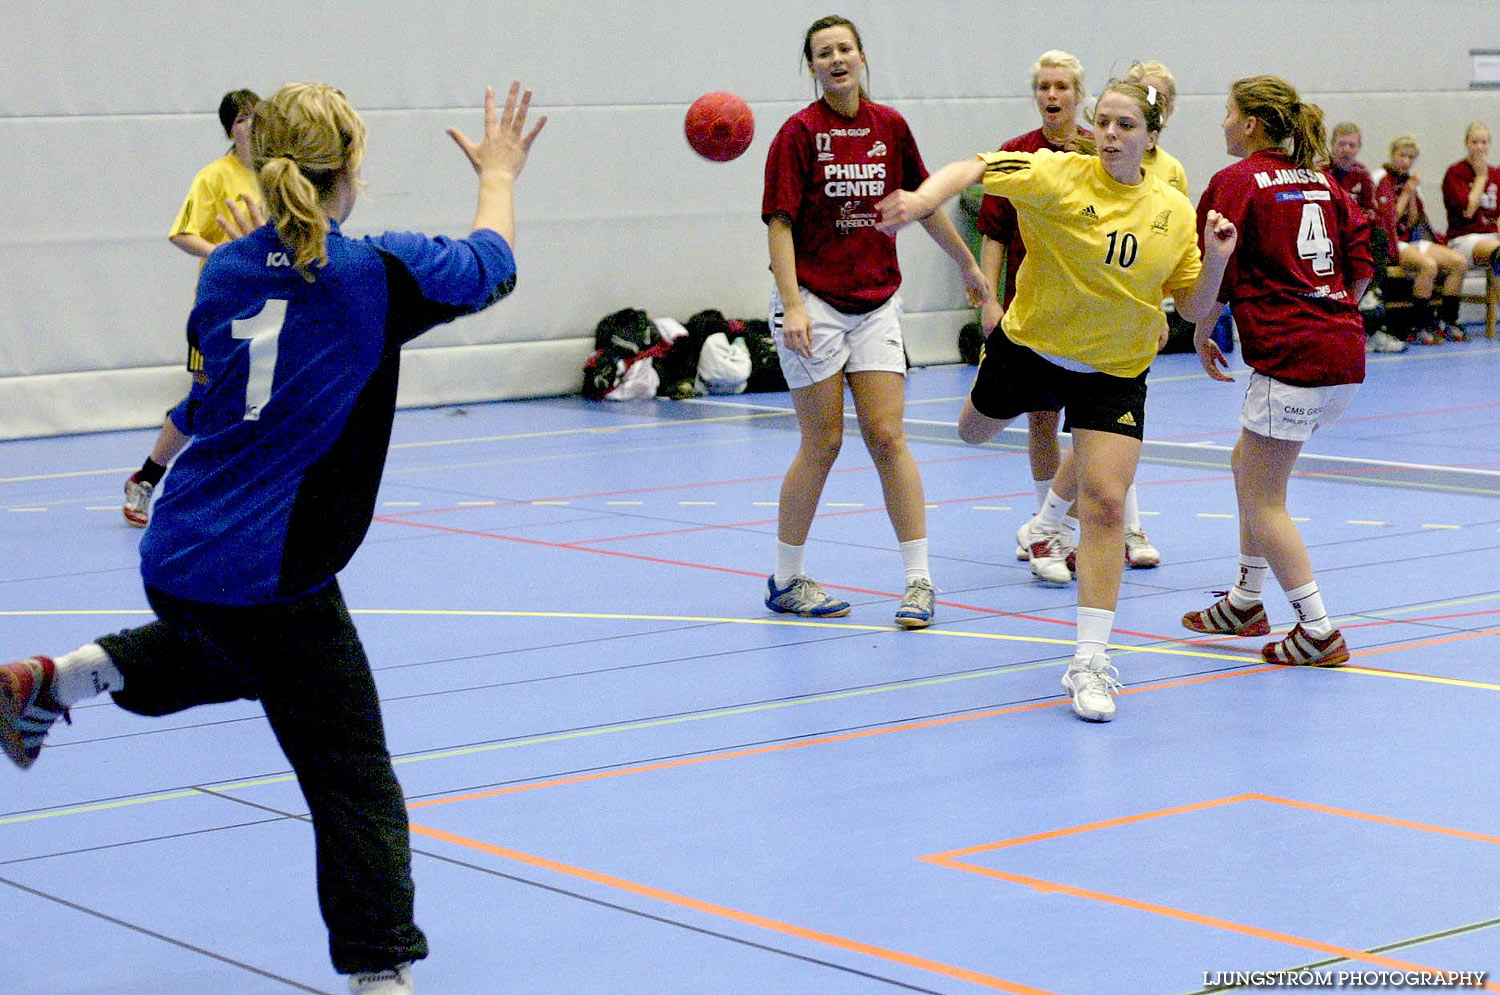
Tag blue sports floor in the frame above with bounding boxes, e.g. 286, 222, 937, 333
3, 338, 1499, 994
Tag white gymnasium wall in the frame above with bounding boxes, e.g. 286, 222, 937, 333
2, 1, 1497, 439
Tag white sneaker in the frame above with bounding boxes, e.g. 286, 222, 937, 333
1028, 522, 1075, 585
1368, 330, 1408, 354
1124, 527, 1160, 569
1061, 654, 1121, 722
350, 964, 413, 994
1015, 515, 1039, 560
122, 473, 153, 528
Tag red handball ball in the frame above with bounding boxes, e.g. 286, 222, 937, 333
684, 91, 755, 162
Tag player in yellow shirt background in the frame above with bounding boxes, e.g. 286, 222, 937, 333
876, 79, 1238, 723
123, 89, 262, 527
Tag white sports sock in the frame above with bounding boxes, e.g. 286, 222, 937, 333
1033, 478, 1052, 510
1123, 484, 1142, 531
1228, 555, 1270, 610
1037, 489, 1071, 528
1062, 514, 1080, 538
774, 541, 805, 587
899, 538, 931, 584
1074, 606, 1116, 662
1285, 580, 1333, 638
52, 643, 123, 707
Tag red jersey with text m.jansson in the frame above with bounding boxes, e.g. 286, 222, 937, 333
1197, 148, 1374, 387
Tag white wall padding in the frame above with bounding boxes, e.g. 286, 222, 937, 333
3, 1, 1498, 437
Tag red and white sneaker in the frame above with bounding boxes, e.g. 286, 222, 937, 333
123, 473, 153, 528
1181, 596, 1270, 637
1028, 523, 1075, 586
0, 657, 69, 770
1015, 515, 1040, 560
1261, 625, 1349, 667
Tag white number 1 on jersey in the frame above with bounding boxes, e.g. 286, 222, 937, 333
1296, 202, 1335, 276
230, 299, 288, 421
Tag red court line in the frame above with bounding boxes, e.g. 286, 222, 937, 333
1337, 400, 1500, 425
380, 451, 1016, 522
378, 512, 1500, 655
372, 510, 1219, 638
567, 490, 1035, 546
566, 471, 1229, 548
921, 793, 1500, 989
371, 515, 1093, 630
407, 822, 1057, 994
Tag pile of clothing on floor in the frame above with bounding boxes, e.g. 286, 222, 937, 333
582, 308, 787, 400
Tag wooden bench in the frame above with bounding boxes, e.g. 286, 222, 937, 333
1383, 263, 1497, 338
1459, 264, 1498, 338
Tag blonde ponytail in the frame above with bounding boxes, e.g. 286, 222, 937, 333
251, 83, 367, 282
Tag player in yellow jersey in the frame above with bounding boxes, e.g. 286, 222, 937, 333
123, 89, 263, 528
1126, 61, 1189, 196
877, 80, 1237, 722
1028, 60, 1192, 579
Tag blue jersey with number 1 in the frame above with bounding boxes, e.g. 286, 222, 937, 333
140, 222, 517, 605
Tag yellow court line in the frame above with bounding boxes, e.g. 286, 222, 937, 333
2, 604, 1494, 829
5, 608, 1494, 675
1340, 667, 1500, 692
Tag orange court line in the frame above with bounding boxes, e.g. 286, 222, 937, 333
1352, 628, 1500, 657
925, 792, 1500, 863
1244, 793, 1500, 845
922, 793, 1500, 990
409, 668, 1278, 813
408, 821, 1058, 994
925, 856, 1500, 989
925, 794, 1255, 860
409, 698, 1070, 811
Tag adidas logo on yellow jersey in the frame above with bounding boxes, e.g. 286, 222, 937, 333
1079, 205, 1099, 222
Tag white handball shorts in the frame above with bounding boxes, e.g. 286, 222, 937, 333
769, 286, 906, 389
1240, 371, 1359, 442
1443, 232, 1497, 265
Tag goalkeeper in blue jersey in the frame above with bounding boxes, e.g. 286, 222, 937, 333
0, 81, 545, 995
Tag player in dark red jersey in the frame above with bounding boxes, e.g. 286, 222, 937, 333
1328, 123, 1377, 220
1330, 122, 1417, 350
761, 14, 987, 629
1376, 134, 1470, 343
1184, 75, 1374, 668
1441, 122, 1500, 277
975, 52, 1092, 578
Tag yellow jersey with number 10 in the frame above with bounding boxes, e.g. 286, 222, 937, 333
980, 148, 1201, 378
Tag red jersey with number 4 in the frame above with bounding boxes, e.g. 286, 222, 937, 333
1197, 149, 1373, 387
976, 127, 1091, 307
762, 99, 927, 314
1441, 159, 1500, 239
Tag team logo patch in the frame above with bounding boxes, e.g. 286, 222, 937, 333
1151, 210, 1171, 233
1079, 205, 1100, 222
866, 141, 887, 158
